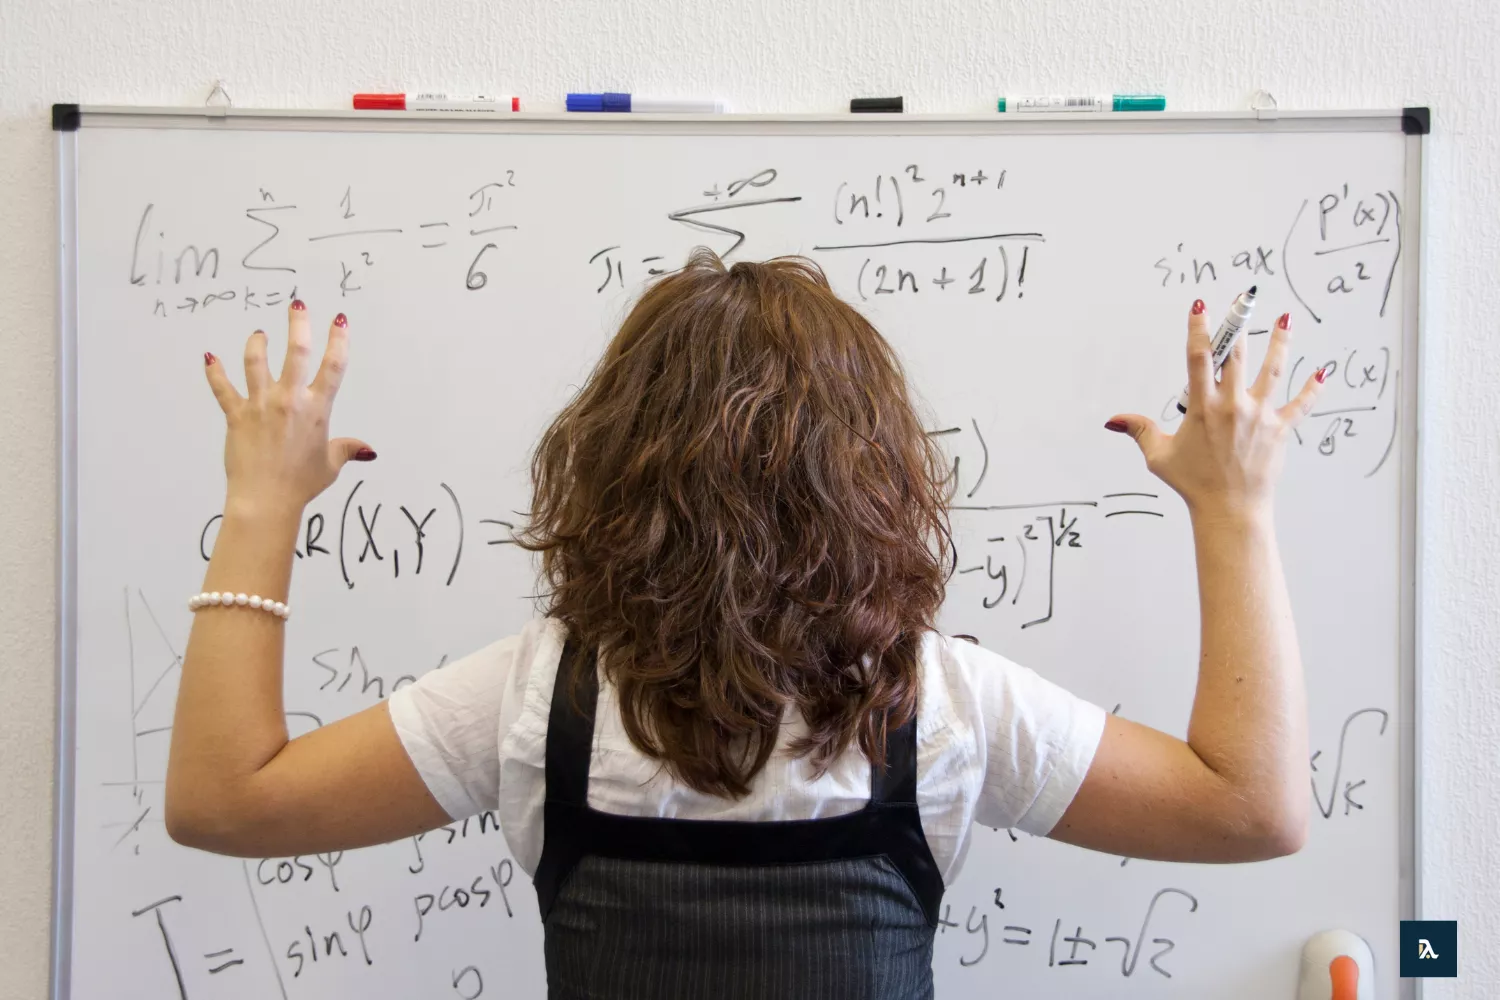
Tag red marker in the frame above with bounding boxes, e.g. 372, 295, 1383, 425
353, 93, 520, 112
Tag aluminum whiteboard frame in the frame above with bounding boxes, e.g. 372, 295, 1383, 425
52, 118, 80, 1000
52, 107, 1426, 1000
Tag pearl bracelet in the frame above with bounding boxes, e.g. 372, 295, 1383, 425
188, 591, 291, 620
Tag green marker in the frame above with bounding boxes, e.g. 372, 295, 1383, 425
997, 94, 1166, 113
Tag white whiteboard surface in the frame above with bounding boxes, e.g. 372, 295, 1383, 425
55, 110, 1421, 1000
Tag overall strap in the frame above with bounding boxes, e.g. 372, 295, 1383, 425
868, 711, 919, 806
544, 637, 599, 808
534, 638, 600, 916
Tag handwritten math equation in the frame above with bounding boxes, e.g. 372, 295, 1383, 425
1289, 343, 1398, 478
587, 161, 1045, 310
932, 419, 1169, 628
937, 885, 1200, 979
1312, 707, 1390, 820
1158, 340, 1398, 479
811, 162, 1043, 306
197, 478, 523, 592
949, 492, 1165, 629
1150, 182, 1401, 320
110, 592, 526, 1000
193, 463, 1172, 637
128, 813, 523, 998
126, 175, 522, 315
589, 166, 805, 291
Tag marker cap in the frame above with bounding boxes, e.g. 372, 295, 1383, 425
1112, 94, 1167, 111
353, 94, 405, 110
566, 93, 631, 112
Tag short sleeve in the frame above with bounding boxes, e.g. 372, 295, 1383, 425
945, 639, 1107, 836
386, 633, 529, 820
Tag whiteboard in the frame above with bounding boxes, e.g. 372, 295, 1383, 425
55, 109, 1423, 1000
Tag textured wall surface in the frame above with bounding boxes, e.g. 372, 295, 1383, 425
2, 1, 1496, 996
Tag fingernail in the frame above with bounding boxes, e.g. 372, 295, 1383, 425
353, 448, 377, 462
1104, 419, 1129, 433
1315, 366, 1330, 384
291, 299, 306, 311
334, 313, 348, 327
204, 352, 216, 366
1278, 312, 1291, 330
1191, 299, 1206, 315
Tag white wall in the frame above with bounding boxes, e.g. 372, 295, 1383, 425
2, 1, 1496, 996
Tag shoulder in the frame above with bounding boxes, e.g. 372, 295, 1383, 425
910, 632, 996, 784
494, 616, 568, 684
481, 616, 566, 672
388, 617, 566, 763
495, 617, 569, 761
915, 631, 1095, 748
916, 631, 1015, 725
386, 618, 567, 820
401, 618, 561, 697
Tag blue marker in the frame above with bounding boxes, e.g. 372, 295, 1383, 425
566, 93, 727, 113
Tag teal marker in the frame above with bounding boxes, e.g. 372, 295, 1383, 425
997, 94, 1166, 112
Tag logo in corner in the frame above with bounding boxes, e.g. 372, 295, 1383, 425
1400, 920, 1457, 977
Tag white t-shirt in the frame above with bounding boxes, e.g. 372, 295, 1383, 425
388, 617, 1106, 885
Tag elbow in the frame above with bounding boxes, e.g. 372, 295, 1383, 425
1241, 803, 1309, 861
1254, 817, 1308, 860
164, 785, 259, 856
163, 795, 225, 852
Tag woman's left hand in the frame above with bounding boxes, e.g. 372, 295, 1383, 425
204, 301, 375, 518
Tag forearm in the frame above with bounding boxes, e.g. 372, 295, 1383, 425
1185, 506, 1309, 842
167, 500, 302, 825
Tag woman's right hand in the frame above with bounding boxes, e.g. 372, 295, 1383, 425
1104, 299, 1327, 520
1053, 298, 1324, 865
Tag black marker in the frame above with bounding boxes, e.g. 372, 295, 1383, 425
851, 97, 903, 113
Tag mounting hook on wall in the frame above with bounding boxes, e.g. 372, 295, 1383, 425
1249, 89, 1279, 120
204, 79, 232, 117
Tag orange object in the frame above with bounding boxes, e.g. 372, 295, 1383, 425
1329, 954, 1360, 1000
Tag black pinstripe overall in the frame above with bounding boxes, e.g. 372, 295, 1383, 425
534, 639, 944, 1000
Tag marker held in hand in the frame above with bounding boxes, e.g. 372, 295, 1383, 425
1176, 287, 1257, 413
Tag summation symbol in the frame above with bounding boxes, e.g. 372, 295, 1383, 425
668, 168, 803, 258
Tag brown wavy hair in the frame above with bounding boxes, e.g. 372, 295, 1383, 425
521, 249, 951, 797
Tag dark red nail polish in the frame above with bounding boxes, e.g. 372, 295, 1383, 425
1104, 419, 1129, 433
1315, 366, 1330, 384
334, 313, 348, 327
1278, 312, 1291, 330
354, 448, 377, 462
291, 299, 306, 311
1191, 299, 1206, 315
204, 352, 216, 366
